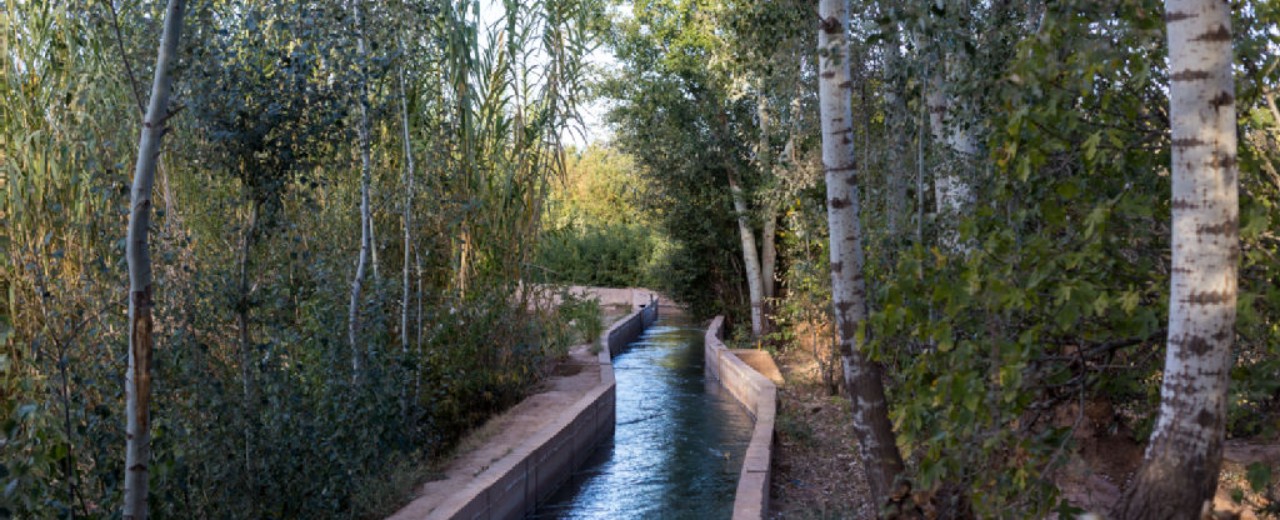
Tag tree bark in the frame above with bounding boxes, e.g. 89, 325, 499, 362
398, 43, 416, 424
881, 34, 909, 238
1117, 1, 1239, 518
925, 62, 976, 250
348, 1, 372, 385
761, 208, 777, 300
728, 167, 766, 338
236, 199, 258, 504
817, 0, 906, 509
758, 91, 777, 301
124, 1, 183, 518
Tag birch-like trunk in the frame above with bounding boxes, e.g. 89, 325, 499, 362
398, 47, 415, 422
925, 64, 976, 250
761, 209, 777, 300
757, 90, 777, 301
124, 1, 183, 518
728, 168, 766, 338
348, 1, 372, 384
817, 0, 905, 508
881, 36, 909, 238
1117, 1, 1238, 517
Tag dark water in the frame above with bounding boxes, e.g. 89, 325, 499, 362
532, 313, 754, 520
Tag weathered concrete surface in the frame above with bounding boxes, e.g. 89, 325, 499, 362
387, 297, 658, 520
704, 317, 781, 520
521, 284, 674, 312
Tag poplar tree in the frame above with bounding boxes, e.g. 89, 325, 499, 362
816, 0, 905, 509
124, 1, 184, 517
1118, 0, 1240, 517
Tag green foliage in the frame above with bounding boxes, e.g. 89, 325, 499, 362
857, 0, 1280, 514
534, 223, 662, 288
534, 145, 666, 288
555, 290, 605, 348
0, 0, 601, 517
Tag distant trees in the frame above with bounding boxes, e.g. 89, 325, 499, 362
534, 146, 663, 288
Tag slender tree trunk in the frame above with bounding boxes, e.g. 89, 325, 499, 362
371, 210, 380, 284
399, 45, 415, 424
728, 167, 765, 338
817, 0, 906, 509
917, 81, 927, 247
1117, 1, 1239, 518
757, 91, 777, 302
925, 62, 976, 250
236, 199, 259, 507
124, 1, 183, 518
761, 208, 777, 300
348, 1, 372, 385
882, 37, 909, 238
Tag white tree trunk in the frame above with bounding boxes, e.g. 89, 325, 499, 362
817, 0, 905, 508
728, 169, 766, 338
399, 52, 414, 357
926, 64, 976, 250
348, 1, 372, 384
881, 36, 909, 238
124, 1, 183, 518
1118, 1, 1239, 517
761, 208, 777, 300
398, 45, 416, 423
757, 90, 777, 301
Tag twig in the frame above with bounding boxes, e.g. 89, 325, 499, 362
102, 0, 146, 115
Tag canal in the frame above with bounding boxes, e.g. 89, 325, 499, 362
532, 312, 755, 519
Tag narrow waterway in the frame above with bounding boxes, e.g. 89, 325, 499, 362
532, 312, 754, 519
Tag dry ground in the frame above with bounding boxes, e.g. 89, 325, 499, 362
768, 334, 1279, 519
383, 303, 634, 519
769, 344, 874, 519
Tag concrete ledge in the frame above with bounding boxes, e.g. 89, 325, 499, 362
394, 298, 658, 520
704, 316, 779, 520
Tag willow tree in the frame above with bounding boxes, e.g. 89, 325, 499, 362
124, 1, 184, 518
1117, 0, 1240, 517
816, 0, 904, 509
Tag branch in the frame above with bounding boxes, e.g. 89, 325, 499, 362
102, 0, 146, 115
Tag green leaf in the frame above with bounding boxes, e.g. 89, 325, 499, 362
1246, 461, 1273, 493
1053, 181, 1078, 200
1119, 289, 1140, 315
1083, 132, 1101, 162
1240, 205, 1270, 241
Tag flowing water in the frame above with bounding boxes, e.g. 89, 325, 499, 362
532, 312, 754, 519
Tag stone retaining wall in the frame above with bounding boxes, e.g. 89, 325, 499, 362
704, 316, 778, 520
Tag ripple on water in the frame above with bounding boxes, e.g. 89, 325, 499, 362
532, 316, 754, 520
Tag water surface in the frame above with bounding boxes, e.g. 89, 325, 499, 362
533, 313, 754, 519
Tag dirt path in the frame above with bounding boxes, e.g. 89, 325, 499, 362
769, 342, 873, 519
386, 302, 636, 519
386, 342, 603, 519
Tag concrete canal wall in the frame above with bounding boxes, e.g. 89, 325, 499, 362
408, 298, 658, 520
704, 316, 779, 520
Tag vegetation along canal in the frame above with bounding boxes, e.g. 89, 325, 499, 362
533, 312, 753, 519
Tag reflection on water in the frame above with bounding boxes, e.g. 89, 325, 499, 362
532, 314, 754, 520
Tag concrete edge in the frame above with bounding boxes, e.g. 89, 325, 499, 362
412, 296, 659, 520
704, 316, 778, 520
